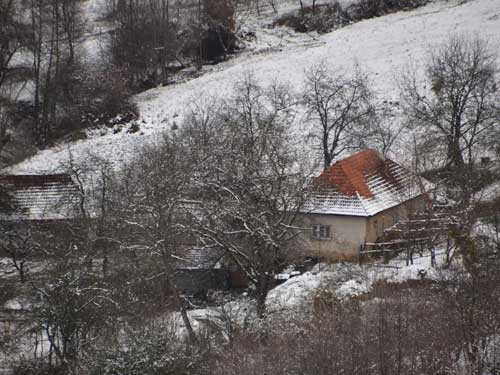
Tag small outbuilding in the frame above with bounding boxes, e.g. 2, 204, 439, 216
0, 174, 79, 222
173, 246, 227, 294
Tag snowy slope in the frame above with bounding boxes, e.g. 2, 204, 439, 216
7, 0, 500, 174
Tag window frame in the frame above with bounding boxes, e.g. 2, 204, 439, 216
311, 224, 331, 240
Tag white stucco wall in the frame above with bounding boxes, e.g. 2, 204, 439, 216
300, 195, 429, 260
300, 213, 367, 260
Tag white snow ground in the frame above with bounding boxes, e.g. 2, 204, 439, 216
476, 180, 500, 203
265, 247, 452, 315
7, 0, 500, 174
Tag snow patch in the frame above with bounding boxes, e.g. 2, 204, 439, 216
267, 272, 322, 313
2, 298, 30, 311
336, 279, 370, 298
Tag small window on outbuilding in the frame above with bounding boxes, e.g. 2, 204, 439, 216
312, 225, 331, 240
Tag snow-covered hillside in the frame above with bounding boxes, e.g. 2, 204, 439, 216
7, 0, 500, 174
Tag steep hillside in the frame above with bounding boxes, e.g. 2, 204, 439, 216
7, 0, 500, 174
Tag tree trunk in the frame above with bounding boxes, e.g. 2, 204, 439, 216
323, 132, 332, 170
169, 275, 198, 344
448, 139, 464, 169
256, 274, 271, 318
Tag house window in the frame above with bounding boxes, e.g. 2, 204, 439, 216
312, 225, 331, 240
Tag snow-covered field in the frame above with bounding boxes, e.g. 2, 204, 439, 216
7, 0, 500, 174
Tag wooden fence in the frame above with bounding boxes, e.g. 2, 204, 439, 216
359, 212, 460, 265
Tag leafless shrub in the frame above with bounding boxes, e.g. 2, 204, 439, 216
350, 0, 428, 20
274, 2, 351, 34
401, 35, 499, 206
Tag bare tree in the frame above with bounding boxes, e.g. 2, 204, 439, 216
27, 0, 84, 146
110, 134, 200, 343
0, 1, 30, 157
110, 0, 176, 89
304, 63, 374, 170
86, 321, 211, 375
60, 0, 83, 64
401, 35, 499, 199
0, 99, 12, 157
0, 0, 29, 89
443, 243, 500, 375
360, 100, 406, 157
184, 78, 312, 317
30, 229, 120, 372
0, 224, 39, 283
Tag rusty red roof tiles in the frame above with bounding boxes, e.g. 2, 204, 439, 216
317, 149, 401, 199
304, 150, 429, 217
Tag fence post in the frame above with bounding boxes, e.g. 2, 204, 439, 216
359, 244, 364, 266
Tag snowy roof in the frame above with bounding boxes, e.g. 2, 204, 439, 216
303, 149, 429, 217
173, 247, 225, 270
0, 174, 79, 221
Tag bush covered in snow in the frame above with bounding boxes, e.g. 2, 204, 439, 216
274, 0, 428, 34
88, 326, 210, 375
274, 2, 351, 34
350, 0, 428, 20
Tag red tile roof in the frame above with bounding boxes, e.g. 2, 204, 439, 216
304, 150, 430, 217
317, 149, 401, 199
